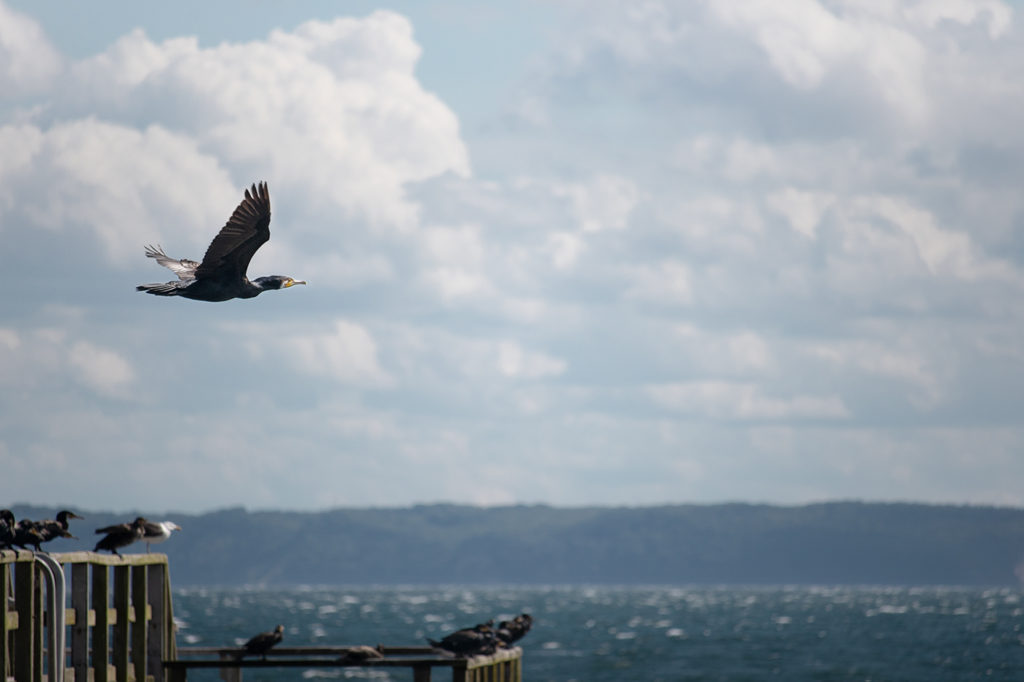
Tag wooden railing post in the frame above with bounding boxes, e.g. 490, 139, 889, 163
92, 563, 110, 682
112, 565, 130, 682
71, 563, 90, 680
1, 562, 10, 682
13, 561, 36, 682
131, 565, 148, 682
147, 562, 167, 682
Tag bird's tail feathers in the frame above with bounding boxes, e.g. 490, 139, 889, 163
136, 282, 182, 296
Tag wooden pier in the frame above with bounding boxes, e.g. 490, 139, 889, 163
168, 645, 522, 681
2, 550, 523, 682
2, 549, 175, 682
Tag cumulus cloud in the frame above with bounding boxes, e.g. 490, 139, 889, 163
0, 1, 61, 94
4, 8, 470, 281
4, 1, 1024, 511
68, 341, 135, 397
275, 319, 392, 388
647, 381, 849, 420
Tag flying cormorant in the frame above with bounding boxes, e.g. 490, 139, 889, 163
141, 520, 181, 552
94, 517, 147, 556
136, 182, 306, 301
238, 625, 285, 660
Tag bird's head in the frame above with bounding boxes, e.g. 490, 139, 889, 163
253, 276, 307, 291
58, 510, 84, 522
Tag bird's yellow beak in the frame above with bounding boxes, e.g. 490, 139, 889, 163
285, 279, 307, 288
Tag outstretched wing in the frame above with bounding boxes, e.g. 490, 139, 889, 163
195, 182, 272, 283
144, 245, 199, 280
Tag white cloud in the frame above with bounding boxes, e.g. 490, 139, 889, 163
0, 1, 62, 94
280, 320, 392, 387
648, 381, 849, 420
554, 174, 641, 232
768, 187, 835, 239
673, 325, 774, 374
4, 9, 471, 278
4, 1, 1024, 511
0, 119, 236, 263
624, 261, 694, 305
496, 341, 566, 379
68, 341, 135, 397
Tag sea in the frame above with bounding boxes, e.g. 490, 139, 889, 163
171, 585, 1024, 681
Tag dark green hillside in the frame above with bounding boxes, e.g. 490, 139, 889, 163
9, 502, 1024, 587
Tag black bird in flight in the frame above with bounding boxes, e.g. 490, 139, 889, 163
137, 182, 306, 301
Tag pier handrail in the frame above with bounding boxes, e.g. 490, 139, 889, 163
2, 549, 176, 682
168, 645, 523, 682
3, 549, 524, 682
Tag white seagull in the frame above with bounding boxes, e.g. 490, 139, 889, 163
142, 520, 182, 552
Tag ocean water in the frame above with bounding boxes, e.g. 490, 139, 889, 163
171, 585, 1024, 681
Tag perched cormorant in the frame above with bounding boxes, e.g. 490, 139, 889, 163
238, 625, 285, 660
34, 510, 84, 545
94, 517, 147, 556
0, 510, 18, 549
11, 520, 47, 551
141, 520, 181, 553
338, 645, 384, 664
495, 613, 533, 644
427, 621, 503, 657
136, 182, 306, 301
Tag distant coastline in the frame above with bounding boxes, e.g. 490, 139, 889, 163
10, 501, 1024, 587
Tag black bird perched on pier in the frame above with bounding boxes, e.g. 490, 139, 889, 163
0, 510, 42, 551
141, 520, 181, 552
238, 625, 285, 660
0, 509, 18, 549
94, 517, 147, 556
427, 621, 503, 657
496, 613, 533, 644
338, 644, 384, 664
34, 510, 84, 545
10, 520, 47, 551
136, 182, 306, 302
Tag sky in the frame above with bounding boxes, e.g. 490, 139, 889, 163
2, 0, 1024, 513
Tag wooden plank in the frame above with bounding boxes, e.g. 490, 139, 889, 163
112, 566, 130, 682
13, 562, 36, 682
71, 563, 90, 681
413, 664, 432, 682
131, 565, 148, 682
146, 563, 165, 682
21, 553, 171, 567
92, 563, 110, 682
0, 563, 8, 682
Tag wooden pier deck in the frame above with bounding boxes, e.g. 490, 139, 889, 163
2, 550, 523, 682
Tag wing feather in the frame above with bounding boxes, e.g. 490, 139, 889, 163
144, 245, 199, 280
195, 182, 272, 282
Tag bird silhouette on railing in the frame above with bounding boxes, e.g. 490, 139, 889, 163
237, 624, 285, 660
94, 517, 147, 556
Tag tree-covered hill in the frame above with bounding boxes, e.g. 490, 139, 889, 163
8, 502, 1024, 587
